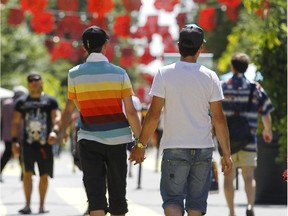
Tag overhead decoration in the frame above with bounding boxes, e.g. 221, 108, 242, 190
198, 7, 216, 31
5, 0, 248, 65
132, 26, 148, 39
176, 12, 187, 29
113, 15, 131, 37
156, 26, 170, 38
193, 0, 207, 3
154, 0, 180, 12
226, 6, 239, 21
105, 45, 116, 62
57, 0, 79, 12
31, 12, 54, 33
20, 0, 48, 14
8, 8, 24, 26
163, 35, 178, 53
144, 15, 159, 41
51, 40, 80, 62
119, 47, 134, 67
87, 0, 115, 16
55, 15, 87, 40
217, 0, 241, 7
121, 0, 142, 11
89, 14, 108, 29
140, 47, 155, 65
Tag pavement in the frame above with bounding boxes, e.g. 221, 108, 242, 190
0, 142, 287, 216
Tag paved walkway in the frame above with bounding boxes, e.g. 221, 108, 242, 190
0, 143, 286, 216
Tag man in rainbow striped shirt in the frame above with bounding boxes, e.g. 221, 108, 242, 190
67, 26, 142, 216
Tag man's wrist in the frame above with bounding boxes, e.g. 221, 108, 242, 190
134, 137, 147, 149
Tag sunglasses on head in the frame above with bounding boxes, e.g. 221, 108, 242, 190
28, 78, 41, 83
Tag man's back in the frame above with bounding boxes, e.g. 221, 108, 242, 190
151, 61, 223, 149
68, 53, 134, 145
221, 73, 274, 152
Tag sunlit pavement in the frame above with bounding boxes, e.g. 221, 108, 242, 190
0, 142, 286, 216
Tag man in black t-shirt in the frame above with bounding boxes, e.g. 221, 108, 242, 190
11, 73, 61, 215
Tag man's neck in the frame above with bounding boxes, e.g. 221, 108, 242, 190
29, 91, 43, 98
180, 55, 198, 63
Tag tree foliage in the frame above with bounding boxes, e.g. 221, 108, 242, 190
1, 2, 73, 108
218, 0, 287, 162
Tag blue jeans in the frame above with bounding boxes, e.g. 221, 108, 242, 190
160, 148, 213, 215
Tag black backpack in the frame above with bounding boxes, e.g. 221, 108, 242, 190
218, 83, 256, 156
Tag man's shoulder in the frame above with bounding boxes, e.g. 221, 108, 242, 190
68, 64, 82, 73
161, 62, 176, 69
107, 62, 126, 74
69, 62, 126, 75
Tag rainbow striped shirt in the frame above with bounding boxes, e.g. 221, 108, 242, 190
68, 53, 134, 145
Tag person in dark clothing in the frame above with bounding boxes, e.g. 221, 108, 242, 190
221, 53, 274, 216
11, 73, 61, 214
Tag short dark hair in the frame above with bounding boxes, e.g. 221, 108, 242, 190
231, 53, 250, 73
178, 44, 201, 57
82, 26, 109, 53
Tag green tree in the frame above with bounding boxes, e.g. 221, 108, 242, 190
1, 1, 73, 108
218, 0, 287, 162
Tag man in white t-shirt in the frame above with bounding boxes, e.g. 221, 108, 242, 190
129, 24, 232, 216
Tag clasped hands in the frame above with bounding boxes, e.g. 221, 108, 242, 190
128, 145, 146, 165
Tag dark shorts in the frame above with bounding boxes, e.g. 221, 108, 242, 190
21, 143, 54, 178
79, 139, 128, 215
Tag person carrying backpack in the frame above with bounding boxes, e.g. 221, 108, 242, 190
221, 53, 274, 216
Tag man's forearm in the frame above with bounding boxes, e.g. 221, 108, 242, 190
51, 109, 61, 133
262, 113, 272, 130
11, 111, 21, 140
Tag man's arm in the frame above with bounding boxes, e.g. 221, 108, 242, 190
123, 96, 142, 139
11, 110, 22, 157
261, 113, 273, 143
138, 96, 164, 145
129, 96, 164, 165
47, 108, 61, 145
59, 100, 76, 144
210, 100, 233, 175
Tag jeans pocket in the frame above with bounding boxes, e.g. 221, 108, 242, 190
164, 159, 190, 185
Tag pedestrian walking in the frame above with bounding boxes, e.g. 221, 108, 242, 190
67, 26, 142, 216
11, 72, 61, 214
129, 23, 233, 216
221, 53, 274, 216
0, 85, 28, 182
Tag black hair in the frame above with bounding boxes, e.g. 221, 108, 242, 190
178, 44, 200, 57
85, 46, 103, 54
231, 53, 250, 73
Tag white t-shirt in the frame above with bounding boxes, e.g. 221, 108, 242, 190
150, 61, 224, 151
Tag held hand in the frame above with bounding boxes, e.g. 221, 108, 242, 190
12, 142, 20, 157
128, 146, 146, 165
48, 131, 58, 145
262, 128, 273, 143
221, 155, 233, 176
